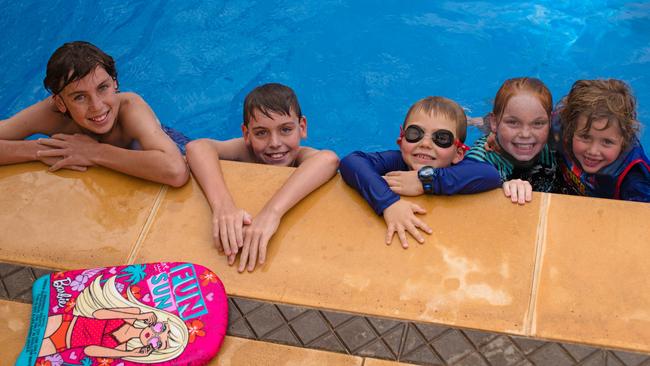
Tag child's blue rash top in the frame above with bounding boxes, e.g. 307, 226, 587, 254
339, 150, 502, 215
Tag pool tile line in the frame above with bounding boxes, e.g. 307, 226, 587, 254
524, 192, 551, 336
126, 184, 168, 264
2, 262, 650, 366
226, 295, 650, 366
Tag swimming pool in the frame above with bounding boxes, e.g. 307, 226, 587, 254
1, 1, 648, 155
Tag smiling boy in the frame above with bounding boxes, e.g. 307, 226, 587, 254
340, 96, 501, 248
0, 41, 188, 186
186, 83, 339, 272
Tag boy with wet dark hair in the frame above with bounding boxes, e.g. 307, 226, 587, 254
0, 41, 188, 187
186, 83, 339, 273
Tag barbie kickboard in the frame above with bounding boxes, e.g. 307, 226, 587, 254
17, 262, 228, 365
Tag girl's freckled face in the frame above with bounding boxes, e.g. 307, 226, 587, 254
571, 115, 624, 173
492, 93, 549, 162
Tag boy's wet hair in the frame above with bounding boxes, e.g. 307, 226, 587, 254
403, 96, 468, 142
43, 41, 117, 95
560, 79, 639, 150
243, 83, 302, 126
493, 77, 553, 121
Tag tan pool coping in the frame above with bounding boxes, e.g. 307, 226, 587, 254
1, 161, 649, 355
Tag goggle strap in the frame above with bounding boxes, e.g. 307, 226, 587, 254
455, 140, 470, 151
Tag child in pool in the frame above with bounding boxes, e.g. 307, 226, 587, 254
554, 79, 650, 201
186, 83, 339, 272
339, 96, 501, 248
0, 41, 189, 187
466, 77, 556, 203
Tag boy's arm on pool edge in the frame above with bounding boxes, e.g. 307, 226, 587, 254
185, 138, 252, 262
339, 150, 405, 215
0, 98, 70, 166
36, 94, 189, 186
238, 147, 339, 272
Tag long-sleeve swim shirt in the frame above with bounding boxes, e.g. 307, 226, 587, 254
339, 150, 502, 215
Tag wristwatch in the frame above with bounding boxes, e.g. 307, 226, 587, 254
417, 166, 438, 194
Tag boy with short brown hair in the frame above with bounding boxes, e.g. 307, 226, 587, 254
186, 83, 339, 272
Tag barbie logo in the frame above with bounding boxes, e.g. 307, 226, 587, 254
52, 278, 72, 307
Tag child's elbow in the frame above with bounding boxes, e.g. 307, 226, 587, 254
185, 139, 215, 159
319, 150, 340, 173
166, 160, 190, 188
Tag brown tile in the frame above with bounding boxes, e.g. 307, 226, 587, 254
363, 358, 421, 366
211, 336, 362, 365
0, 300, 32, 364
136, 161, 540, 334
0, 163, 161, 269
534, 194, 650, 353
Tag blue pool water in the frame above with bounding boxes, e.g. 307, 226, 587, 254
1, 1, 649, 156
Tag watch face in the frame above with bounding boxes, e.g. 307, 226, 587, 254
418, 166, 435, 180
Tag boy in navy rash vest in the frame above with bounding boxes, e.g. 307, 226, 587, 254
340, 96, 505, 248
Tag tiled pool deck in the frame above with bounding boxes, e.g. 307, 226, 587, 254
1, 162, 650, 365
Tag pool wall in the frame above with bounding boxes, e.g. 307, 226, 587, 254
1, 161, 649, 363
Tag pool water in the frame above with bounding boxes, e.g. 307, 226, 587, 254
1, 1, 649, 156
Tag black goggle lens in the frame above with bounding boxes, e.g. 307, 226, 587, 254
404, 125, 455, 148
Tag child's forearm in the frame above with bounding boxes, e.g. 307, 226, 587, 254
90, 143, 189, 187
431, 160, 501, 195
262, 150, 339, 217
186, 139, 237, 211
340, 151, 401, 215
0, 139, 40, 165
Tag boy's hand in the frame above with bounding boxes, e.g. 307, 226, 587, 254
239, 208, 281, 272
212, 202, 252, 264
383, 171, 424, 196
35, 145, 88, 172
37, 134, 98, 171
383, 199, 432, 248
503, 179, 532, 204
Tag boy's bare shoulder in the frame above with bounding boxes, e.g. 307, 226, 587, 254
213, 138, 255, 162
295, 146, 320, 165
117, 92, 146, 105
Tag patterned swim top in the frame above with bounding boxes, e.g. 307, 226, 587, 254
70, 317, 128, 349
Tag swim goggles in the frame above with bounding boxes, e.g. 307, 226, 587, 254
148, 321, 167, 350
401, 125, 470, 150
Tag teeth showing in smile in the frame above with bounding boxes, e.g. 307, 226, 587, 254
267, 152, 287, 159
414, 154, 434, 160
89, 112, 109, 123
513, 143, 534, 151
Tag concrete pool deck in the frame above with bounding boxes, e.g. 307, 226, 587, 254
1, 161, 649, 365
